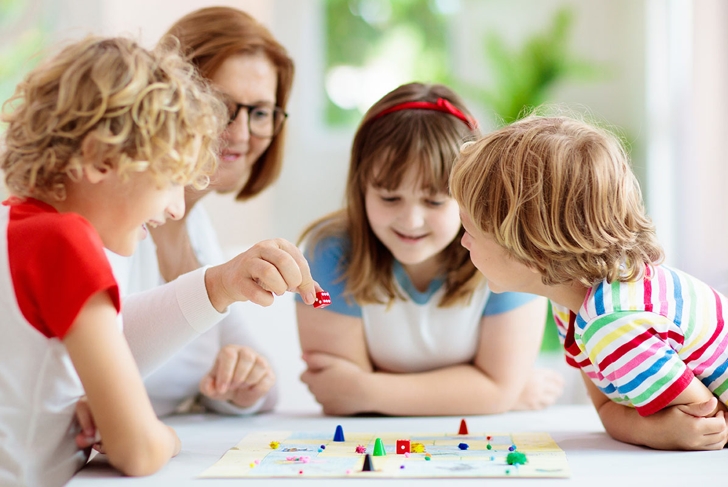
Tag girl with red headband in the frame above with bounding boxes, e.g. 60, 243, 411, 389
295, 83, 564, 416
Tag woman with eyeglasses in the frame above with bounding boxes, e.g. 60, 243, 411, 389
107, 6, 295, 418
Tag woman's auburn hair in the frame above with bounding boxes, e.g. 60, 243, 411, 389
162, 6, 294, 201
451, 114, 664, 287
1, 36, 225, 200
300, 82, 484, 308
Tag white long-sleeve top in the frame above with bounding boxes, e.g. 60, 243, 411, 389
109, 204, 277, 417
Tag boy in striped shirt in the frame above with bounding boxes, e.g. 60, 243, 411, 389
450, 114, 728, 450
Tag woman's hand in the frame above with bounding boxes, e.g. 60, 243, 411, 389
199, 345, 276, 408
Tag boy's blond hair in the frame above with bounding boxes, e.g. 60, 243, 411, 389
1, 36, 226, 200
451, 115, 664, 286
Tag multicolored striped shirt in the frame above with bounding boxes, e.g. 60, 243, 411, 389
551, 265, 728, 416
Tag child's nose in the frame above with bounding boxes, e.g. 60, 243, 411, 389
399, 205, 425, 229
166, 185, 185, 221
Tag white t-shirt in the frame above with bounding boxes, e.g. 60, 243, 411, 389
299, 233, 537, 372
108, 204, 275, 416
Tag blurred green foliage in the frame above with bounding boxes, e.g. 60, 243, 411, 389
467, 7, 608, 124
0, 0, 47, 114
324, 0, 452, 127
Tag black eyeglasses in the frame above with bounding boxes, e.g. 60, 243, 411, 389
226, 101, 288, 138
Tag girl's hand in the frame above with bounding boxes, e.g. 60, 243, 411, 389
300, 352, 371, 416
199, 345, 276, 408
74, 397, 105, 453
513, 368, 565, 410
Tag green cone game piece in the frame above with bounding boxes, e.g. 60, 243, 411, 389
372, 438, 386, 456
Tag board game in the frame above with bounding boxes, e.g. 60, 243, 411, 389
199, 422, 570, 479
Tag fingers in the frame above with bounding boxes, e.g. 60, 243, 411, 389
269, 238, 318, 305
75, 400, 96, 438
221, 239, 320, 307
74, 399, 101, 449
211, 346, 241, 395
301, 352, 337, 372
678, 396, 719, 418
201, 346, 274, 400
248, 240, 305, 293
694, 420, 728, 450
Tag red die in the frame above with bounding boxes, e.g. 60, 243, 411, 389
313, 291, 332, 309
396, 440, 411, 454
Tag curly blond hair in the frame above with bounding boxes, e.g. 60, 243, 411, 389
1, 36, 226, 200
450, 115, 664, 286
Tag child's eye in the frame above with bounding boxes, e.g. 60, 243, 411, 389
380, 196, 399, 203
426, 199, 446, 207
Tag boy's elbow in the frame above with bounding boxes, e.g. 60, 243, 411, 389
106, 432, 174, 477
109, 449, 168, 477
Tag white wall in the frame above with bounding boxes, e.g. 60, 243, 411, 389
678, 0, 728, 291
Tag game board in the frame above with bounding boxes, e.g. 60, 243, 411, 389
199, 425, 570, 478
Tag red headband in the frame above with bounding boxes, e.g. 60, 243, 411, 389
371, 97, 478, 131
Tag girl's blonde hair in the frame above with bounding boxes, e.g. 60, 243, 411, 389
162, 6, 294, 201
300, 82, 483, 307
451, 115, 664, 286
1, 36, 226, 200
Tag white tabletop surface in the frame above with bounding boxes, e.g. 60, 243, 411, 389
67, 405, 728, 486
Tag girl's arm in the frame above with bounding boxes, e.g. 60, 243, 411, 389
583, 373, 728, 450
298, 298, 561, 416
296, 302, 372, 372
64, 291, 180, 476
368, 297, 553, 415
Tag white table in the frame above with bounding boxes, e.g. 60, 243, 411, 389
68, 405, 727, 486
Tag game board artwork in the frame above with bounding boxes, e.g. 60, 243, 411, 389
199, 428, 571, 478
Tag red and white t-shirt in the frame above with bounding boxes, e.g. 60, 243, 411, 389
0, 197, 119, 487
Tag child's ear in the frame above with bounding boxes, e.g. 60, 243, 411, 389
80, 133, 114, 184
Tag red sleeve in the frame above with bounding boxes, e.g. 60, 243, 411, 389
8, 207, 120, 339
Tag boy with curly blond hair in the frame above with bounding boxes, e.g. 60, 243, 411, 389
451, 115, 728, 451
0, 36, 225, 487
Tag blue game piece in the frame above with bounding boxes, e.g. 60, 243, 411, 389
457, 442, 469, 450
333, 425, 345, 442
508, 445, 516, 452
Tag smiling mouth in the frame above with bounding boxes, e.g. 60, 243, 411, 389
394, 230, 426, 242
220, 152, 243, 162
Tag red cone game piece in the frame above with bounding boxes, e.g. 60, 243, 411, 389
458, 418, 468, 435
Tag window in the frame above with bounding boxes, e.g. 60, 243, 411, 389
323, 0, 459, 127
